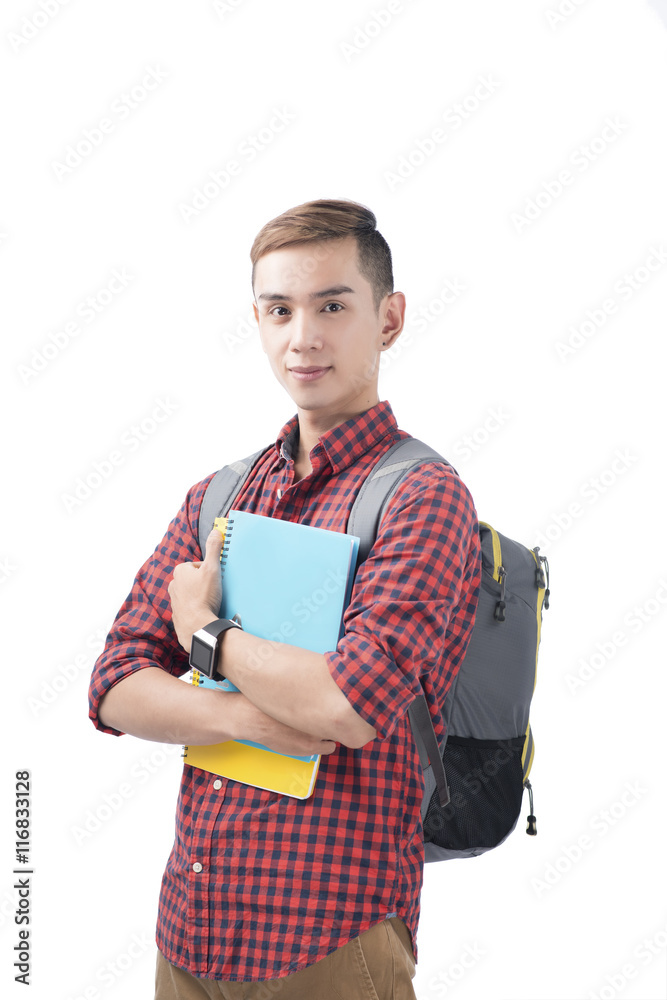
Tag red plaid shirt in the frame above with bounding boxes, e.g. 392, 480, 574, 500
88, 400, 481, 982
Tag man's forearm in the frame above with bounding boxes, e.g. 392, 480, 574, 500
96, 666, 338, 758
220, 627, 377, 749
97, 667, 239, 744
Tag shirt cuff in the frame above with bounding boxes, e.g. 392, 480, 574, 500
325, 629, 423, 742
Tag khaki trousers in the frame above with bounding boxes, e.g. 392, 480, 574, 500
154, 917, 416, 1000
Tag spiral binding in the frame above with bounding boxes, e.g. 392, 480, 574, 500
183, 517, 235, 766
220, 517, 234, 570
183, 516, 235, 764
182, 670, 203, 758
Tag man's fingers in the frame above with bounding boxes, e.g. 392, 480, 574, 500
203, 526, 224, 566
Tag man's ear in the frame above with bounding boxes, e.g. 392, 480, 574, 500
380, 291, 406, 350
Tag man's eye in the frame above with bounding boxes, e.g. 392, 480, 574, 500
323, 302, 342, 312
270, 306, 289, 316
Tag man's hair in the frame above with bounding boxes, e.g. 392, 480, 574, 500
250, 198, 394, 314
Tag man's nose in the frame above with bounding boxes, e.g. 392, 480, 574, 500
288, 313, 323, 351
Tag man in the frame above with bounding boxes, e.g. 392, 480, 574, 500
89, 198, 481, 999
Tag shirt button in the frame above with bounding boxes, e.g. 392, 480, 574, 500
192, 862, 203, 873
213, 779, 222, 790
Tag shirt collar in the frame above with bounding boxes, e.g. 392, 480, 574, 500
275, 400, 400, 475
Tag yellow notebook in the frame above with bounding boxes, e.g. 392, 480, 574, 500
182, 509, 360, 799
183, 669, 321, 799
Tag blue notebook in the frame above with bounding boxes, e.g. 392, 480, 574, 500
184, 509, 360, 798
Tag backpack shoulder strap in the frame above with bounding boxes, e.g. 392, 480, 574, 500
347, 436, 454, 564
347, 436, 456, 809
197, 445, 272, 556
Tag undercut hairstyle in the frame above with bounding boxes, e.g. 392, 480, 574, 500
250, 198, 394, 314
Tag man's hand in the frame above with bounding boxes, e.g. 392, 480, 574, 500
168, 527, 224, 652
234, 695, 337, 757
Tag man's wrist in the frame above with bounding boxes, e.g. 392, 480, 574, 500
217, 620, 244, 682
184, 613, 219, 654
190, 617, 244, 681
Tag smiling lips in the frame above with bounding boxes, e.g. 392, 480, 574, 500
289, 366, 331, 382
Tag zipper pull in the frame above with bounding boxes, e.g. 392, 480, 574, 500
494, 565, 506, 622
542, 554, 550, 610
525, 778, 537, 835
533, 547, 550, 610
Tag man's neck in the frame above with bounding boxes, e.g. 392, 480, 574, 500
293, 398, 379, 477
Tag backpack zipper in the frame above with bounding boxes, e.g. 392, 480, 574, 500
479, 520, 503, 583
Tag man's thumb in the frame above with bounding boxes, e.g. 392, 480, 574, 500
204, 525, 224, 564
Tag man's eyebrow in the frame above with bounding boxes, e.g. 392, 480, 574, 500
257, 285, 356, 303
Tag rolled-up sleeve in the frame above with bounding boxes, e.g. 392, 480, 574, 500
88, 474, 213, 736
324, 463, 481, 742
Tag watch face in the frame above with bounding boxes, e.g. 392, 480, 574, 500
190, 633, 214, 677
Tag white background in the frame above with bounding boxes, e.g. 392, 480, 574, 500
1, 0, 666, 997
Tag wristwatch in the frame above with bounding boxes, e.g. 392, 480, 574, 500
189, 616, 243, 681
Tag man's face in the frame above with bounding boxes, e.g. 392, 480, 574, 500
252, 236, 404, 425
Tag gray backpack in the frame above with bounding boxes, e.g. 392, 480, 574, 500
198, 437, 550, 862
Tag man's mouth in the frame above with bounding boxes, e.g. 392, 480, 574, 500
288, 366, 331, 382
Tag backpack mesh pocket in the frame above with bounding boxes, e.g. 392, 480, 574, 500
423, 736, 525, 852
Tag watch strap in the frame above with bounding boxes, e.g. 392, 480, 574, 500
190, 616, 243, 680
201, 616, 243, 641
